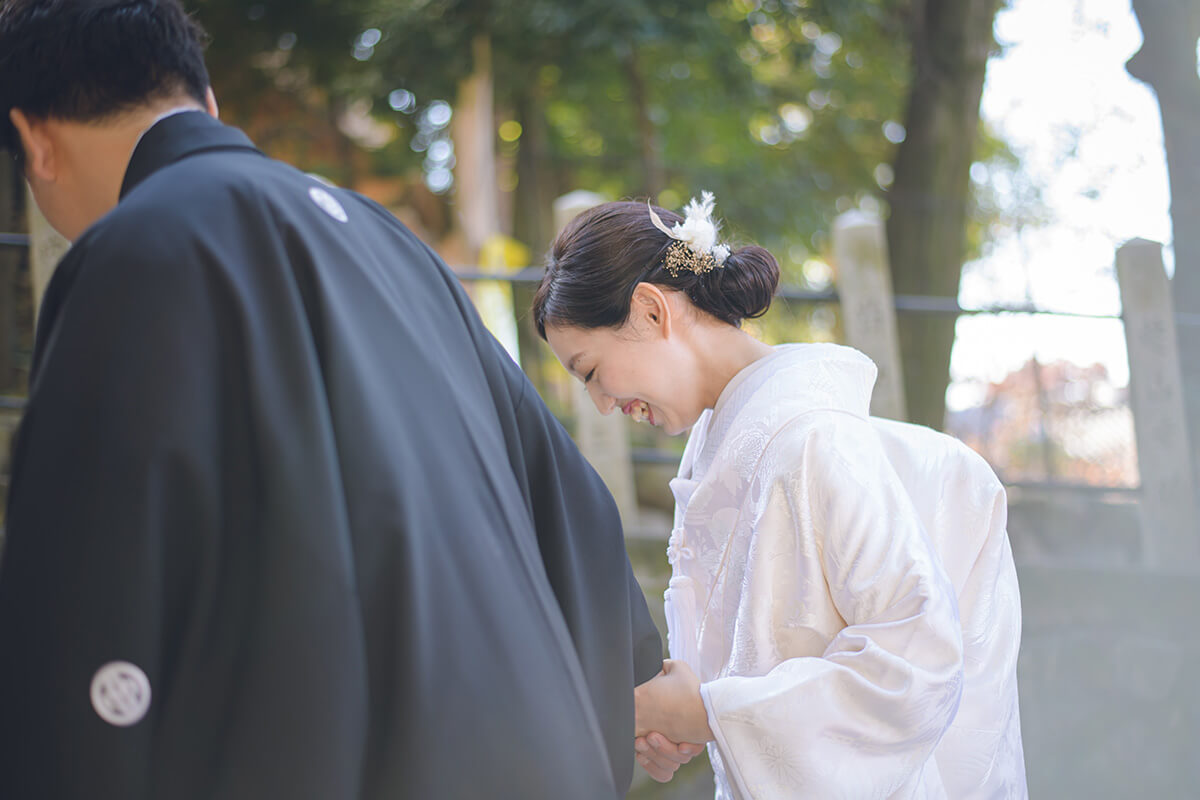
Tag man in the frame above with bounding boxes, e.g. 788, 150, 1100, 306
0, 1, 662, 797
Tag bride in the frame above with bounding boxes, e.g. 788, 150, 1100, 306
532, 194, 1027, 798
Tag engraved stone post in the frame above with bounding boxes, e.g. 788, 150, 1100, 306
553, 191, 638, 526
27, 185, 70, 320
1116, 238, 1199, 568
832, 210, 907, 421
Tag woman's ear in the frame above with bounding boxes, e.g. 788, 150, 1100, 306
630, 282, 672, 339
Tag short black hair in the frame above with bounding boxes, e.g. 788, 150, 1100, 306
0, 0, 211, 163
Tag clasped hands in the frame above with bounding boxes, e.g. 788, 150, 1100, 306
633, 659, 713, 782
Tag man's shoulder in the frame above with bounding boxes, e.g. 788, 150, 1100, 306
73, 191, 218, 272
50, 163, 258, 316
87, 151, 351, 259
63, 147, 438, 313
123, 148, 285, 221
119, 150, 417, 253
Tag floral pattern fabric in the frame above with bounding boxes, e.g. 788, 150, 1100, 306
665, 344, 1027, 799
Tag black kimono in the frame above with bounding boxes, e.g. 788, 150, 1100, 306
0, 111, 662, 799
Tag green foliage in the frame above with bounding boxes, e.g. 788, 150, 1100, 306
190, 0, 1029, 307
194, 0, 374, 113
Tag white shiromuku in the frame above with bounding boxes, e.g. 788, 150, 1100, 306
664, 343, 1026, 799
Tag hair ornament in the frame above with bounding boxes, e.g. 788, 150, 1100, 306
648, 191, 731, 277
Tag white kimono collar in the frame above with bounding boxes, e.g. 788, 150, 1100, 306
684, 343, 878, 481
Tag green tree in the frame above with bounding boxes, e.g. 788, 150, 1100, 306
192, 0, 381, 184
886, 0, 1005, 429
191, 0, 1019, 429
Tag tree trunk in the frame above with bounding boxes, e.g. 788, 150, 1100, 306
453, 33, 501, 259
1126, 0, 1200, 483
512, 83, 556, 386
328, 96, 361, 189
623, 47, 665, 199
452, 34, 527, 364
885, 0, 1001, 429
513, 86, 555, 259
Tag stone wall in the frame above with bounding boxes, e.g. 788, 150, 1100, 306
1017, 564, 1200, 798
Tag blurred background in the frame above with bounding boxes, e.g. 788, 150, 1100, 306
1, 0, 1197, 796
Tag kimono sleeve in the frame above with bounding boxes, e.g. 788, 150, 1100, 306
418, 233, 663, 689
700, 413, 964, 798
498, 344, 662, 669
484, 346, 663, 794
422, 241, 661, 793
0, 239, 225, 799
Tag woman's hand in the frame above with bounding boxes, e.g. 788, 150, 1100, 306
634, 659, 714, 744
634, 733, 705, 782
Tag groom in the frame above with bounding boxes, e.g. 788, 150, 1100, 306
0, 1, 661, 797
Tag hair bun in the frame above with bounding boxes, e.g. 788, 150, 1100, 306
532, 200, 781, 336
688, 245, 780, 325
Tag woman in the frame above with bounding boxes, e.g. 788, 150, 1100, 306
532, 195, 1026, 798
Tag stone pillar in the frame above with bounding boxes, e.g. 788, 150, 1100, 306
832, 210, 907, 421
553, 191, 638, 526
27, 185, 70, 320
1116, 238, 1199, 568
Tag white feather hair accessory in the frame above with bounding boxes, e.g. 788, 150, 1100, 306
647, 191, 732, 275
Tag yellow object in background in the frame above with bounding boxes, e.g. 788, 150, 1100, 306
472, 234, 530, 366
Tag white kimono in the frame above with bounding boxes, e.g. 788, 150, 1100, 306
665, 344, 1026, 799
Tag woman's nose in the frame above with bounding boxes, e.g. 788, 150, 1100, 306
588, 383, 617, 416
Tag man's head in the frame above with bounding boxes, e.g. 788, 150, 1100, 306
0, 0, 214, 239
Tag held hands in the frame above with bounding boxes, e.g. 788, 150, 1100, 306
633, 659, 713, 782
634, 733, 705, 783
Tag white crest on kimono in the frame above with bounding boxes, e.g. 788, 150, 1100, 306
90, 661, 152, 727
309, 186, 349, 223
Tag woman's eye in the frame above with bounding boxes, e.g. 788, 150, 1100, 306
584, 368, 596, 384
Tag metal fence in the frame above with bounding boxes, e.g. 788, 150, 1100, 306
3, 223, 1196, 564
0, 246, 1171, 497
455, 225, 1198, 570
454, 265, 1162, 492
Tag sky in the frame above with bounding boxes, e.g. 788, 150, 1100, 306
946, 0, 1173, 409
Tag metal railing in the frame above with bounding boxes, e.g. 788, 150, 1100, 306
452, 266, 1200, 326
0, 242, 1173, 499
452, 267, 1153, 495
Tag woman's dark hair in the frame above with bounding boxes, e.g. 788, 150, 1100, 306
532, 200, 780, 338
0, 0, 211, 164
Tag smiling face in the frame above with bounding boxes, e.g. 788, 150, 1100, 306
544, 285, 707, 436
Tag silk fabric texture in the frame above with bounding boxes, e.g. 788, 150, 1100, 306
664, 344, 1027, 798
0, 113, 662, 799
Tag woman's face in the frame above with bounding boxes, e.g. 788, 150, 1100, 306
545, 289, 704, 436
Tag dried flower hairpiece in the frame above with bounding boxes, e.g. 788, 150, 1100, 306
648, 191, 732, 277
